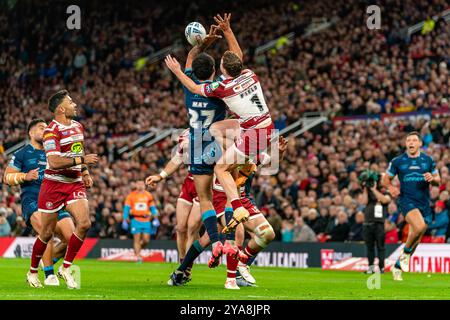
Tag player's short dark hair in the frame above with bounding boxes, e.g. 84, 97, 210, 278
192, 53, 215, 80
222, 51, 243, 78
27, 118, 46, 135
48, 90, 69, 113
406, 131, 421, 141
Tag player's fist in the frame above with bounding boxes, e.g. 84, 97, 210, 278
145, 175, 162, 189
84, 154, 99, 165
388, 185, 400, 198
423, 172, 434, 183
83, 174, 94, 189
24, 168, 39, 181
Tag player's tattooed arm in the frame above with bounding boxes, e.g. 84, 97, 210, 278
165, 55, 203, 95
214, 13, 243, 60
47, 153, 98, 170
186, 25, 222, 69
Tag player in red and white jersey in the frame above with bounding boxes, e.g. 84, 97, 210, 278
164, 14, 275, 235
27, 90, 98, 289
165, 137, 286, 289
145, 129, 202, 281
43, 118, 85, 184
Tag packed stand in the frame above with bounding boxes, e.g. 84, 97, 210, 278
0, 0, 449, 241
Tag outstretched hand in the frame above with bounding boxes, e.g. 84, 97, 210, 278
213, 13, 232, 33
199, 25, 222, 49
164, 55, 181, 74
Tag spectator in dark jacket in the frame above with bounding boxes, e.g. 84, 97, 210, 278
256, 186, 281, 211
348, 211, 364, 241
307, 208, 327, 234
267, 206, 283, 241
327, 211, 350, 242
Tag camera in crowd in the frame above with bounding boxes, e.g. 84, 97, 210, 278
358, 169, 381, 188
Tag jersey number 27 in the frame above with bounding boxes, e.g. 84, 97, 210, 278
189, 109, 216, 129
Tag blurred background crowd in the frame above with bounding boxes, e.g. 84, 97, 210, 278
0, 0, 449, 243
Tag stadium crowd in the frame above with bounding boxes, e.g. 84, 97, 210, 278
0, 0, 449, 243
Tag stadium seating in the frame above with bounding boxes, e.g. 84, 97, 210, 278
0, 0, 449, 242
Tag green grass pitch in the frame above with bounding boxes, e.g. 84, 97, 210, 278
1, 258, 449, 300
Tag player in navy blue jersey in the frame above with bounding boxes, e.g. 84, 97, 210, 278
168, 25, 230, 273
382, 131, 441, 281
3, 119, 75, 287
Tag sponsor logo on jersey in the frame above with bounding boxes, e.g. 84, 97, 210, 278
233, 84, 243, 93
44, 139, 56, 151
403, 172, 425, 182
210, 82, 219, 91
71, 142, 83, 154
409, 166, 421, 170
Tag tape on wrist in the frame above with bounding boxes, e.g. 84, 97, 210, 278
159, 170, 169, 179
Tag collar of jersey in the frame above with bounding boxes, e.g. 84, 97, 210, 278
405, 151, 421, 159
53, 119, 74, 128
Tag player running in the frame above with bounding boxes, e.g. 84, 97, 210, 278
382, 131, 441, 281
122, 181, 159, 263
4, 119, 75, 287
165, 13, 275, 235
27, 90, 99, 289
146, 129, 201, 281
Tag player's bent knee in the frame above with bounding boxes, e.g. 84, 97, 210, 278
40, 230, 54, 243
418, 224, 427, 234
187, 225, 199, 238
177, 224, 188, 234
78, 219, 91, 232
254, 222, 274, 248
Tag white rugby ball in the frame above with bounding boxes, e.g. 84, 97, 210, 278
185, 22, 207, 46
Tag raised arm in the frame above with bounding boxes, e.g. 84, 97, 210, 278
165, 55, 203, 95
186, 25, 222, 69
214, 13, 243, 60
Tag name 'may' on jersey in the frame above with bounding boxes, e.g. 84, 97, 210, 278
201, 69, 272, 129
183, 69, 226, 131
42, 120, 85, 183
